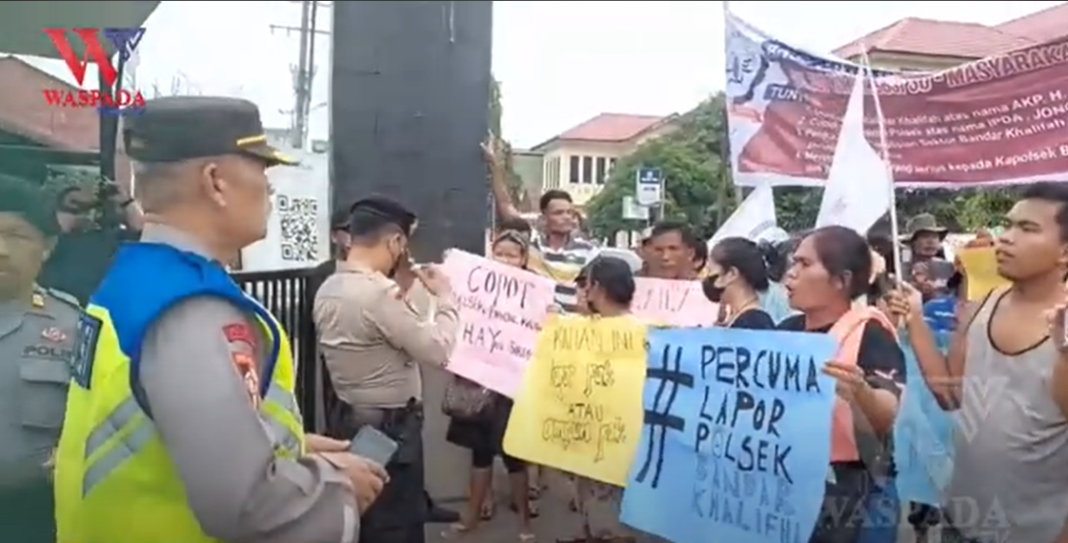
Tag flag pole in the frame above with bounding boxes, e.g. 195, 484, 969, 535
859, 49, 903, 282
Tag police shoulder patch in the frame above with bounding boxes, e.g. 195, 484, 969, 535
72, 311, 102, 389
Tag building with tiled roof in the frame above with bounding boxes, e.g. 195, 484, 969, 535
834, 1, 1068, 70
529, 112, 678, 206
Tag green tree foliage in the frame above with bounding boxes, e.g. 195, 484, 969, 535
488, 77, 525, 205
586, 91, 1017, 239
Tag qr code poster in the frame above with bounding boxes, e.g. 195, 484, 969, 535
277, 195, 320, 262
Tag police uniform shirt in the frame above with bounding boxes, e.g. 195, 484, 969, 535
0, 287, 79, 487
314, 261, 460, 408
135, 223, 357, 543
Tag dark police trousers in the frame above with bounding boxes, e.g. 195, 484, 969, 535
331, 399, 426, 543
0, 478, 55, 543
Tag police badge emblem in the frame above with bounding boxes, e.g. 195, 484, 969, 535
73, 312, 102, 389
42, 326, 67, 342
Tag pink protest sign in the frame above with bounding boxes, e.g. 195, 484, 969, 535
441, 250, 556, 398
632, 277, 718, 326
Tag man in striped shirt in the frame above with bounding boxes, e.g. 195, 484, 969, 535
484, 140, 598, 312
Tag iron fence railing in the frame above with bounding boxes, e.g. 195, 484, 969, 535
233, 267, 320, 430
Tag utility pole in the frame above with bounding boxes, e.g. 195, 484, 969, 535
269, 1, 332, 148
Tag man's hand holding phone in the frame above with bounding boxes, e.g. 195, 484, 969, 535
319, 452, 389, 512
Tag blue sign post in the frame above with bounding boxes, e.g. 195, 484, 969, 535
635, 167, 663, 207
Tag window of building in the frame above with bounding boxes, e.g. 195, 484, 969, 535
595, 157, 606, 185
569, 155, 580, 184
609, 157, 617, 172
582, 156, 593, 185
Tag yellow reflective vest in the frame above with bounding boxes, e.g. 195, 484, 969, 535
54, 243, 306, 543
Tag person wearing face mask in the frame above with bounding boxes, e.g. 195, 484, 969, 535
314, 195, 460, 543
54, 97, 388, 543
703, 237, 776, 330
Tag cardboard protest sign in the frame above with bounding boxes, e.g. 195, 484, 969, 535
632, 277, 718, 326
503, 316, 647, 485
957, 247, 1009, 301
621, 327, 837, 543
725, 10, 1068, 188
441, 250, 556, 397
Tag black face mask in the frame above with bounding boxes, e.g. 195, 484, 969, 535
387, 254, 404, 278
702, 274, 725, 303
385, 239, 406, 278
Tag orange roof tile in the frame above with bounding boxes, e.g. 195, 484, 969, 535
996, 2, 1068, 45
557, 113, 665, 141
834, 17, 1035, 60
531, 113, 673, 151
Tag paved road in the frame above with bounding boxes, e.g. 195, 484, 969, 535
423, 468, 933, 543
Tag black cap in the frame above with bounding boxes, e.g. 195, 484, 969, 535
347, 196, 418, 237
123, 96, 297, 167
330, 206, 351, 231
0, 173, 60, 237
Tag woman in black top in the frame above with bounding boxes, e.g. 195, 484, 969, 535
778, 226, 905, 543
443, 230, 535, 541
703, 236, 776, 329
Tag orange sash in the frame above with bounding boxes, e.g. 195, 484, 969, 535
827, 306, 896, 462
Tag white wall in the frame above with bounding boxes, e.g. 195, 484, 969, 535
241, 145, 331, 271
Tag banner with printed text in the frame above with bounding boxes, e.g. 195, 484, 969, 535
725, 11, 1068, 188
441, 250, 556, 398
621, 327, 837, 543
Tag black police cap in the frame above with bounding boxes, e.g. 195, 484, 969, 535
347, 196, 418, 237
123, 96, 298, 167
330, 206, 351, 231
0, 173, 60, 237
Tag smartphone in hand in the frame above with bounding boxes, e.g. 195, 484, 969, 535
350, 426, 398, 467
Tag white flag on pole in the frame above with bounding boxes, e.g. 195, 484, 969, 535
708, 183, 778, 248
815, 69, 892, 234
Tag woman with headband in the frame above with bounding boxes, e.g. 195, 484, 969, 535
443, 229, 537, 542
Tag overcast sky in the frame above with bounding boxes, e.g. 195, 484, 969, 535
21, 1, 1065, 148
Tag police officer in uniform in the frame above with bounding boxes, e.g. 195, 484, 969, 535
314, 197, 460, 543
0, 173, 80, 543
53, 96, 387, 543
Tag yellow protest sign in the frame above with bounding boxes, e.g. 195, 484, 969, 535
957, 247, 1009, 300
503, 315, 647, 486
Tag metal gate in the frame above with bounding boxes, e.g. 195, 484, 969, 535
233, 268, 321, 430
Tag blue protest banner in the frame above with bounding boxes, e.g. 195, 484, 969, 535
621, 327, 838, 543
893, 331, 955, 506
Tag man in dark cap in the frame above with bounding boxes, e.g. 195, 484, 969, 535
0, 174, 81, 543
900, 213, 954, 301
54, 96, 387, 543
314, 195, 460, 543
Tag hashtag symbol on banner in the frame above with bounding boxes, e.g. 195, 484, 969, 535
634, 343, 693, 489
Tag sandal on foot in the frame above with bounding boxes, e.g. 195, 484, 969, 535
479, 502, 496, 521
509, 498, 541, 518
441, 523, 474, 539
519, 533, 537, 543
